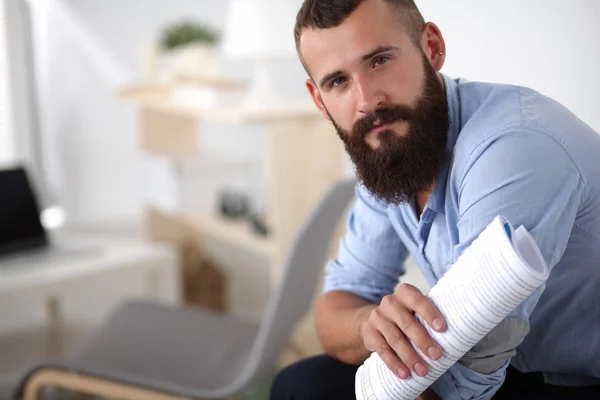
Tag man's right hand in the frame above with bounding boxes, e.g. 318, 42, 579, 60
360, 283, 447, 379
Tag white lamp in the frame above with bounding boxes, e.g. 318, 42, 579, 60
222, 0, 299, 107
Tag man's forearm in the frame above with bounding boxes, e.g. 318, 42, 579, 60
315, 290, 377, 364
317, 292, 445, 399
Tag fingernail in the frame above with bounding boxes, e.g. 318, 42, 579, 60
432, 318, 444, 331
397, 368, 409, 379
415, 362, 428, 376
428, 346, 442, 359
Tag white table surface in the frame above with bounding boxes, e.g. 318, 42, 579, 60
0, 234, 179, 297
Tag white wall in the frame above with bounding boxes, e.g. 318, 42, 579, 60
417, 0, 600, 133
32, 0, 306, 224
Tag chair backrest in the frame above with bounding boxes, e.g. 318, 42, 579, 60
237, 179, 357, 382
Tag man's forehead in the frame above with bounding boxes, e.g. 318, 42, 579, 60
300, 27, 350, 76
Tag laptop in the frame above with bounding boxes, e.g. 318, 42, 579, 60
0, 165, 100, 268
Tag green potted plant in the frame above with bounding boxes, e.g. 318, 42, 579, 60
160, 19, 219, 51
157, 19, 222, 82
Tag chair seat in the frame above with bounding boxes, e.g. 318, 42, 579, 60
68, 300, 260, 392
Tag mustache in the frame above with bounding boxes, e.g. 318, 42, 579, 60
352, 105, 414, 139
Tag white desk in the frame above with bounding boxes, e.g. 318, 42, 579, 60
0, 231, 181, 383
0, 237, 179, 299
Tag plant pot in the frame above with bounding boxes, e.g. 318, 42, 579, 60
158, 42, 222, 83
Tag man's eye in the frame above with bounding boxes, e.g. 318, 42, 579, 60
374, 56, 389, 66
331, 77, 347, 87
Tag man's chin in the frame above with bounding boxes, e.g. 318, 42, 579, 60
366, 129, 405, 151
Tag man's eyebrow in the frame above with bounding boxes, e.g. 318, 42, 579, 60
360, 45, 399, 61
319, 70, 344, 89
317, 46, 399, 89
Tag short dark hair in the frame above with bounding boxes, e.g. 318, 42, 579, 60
294, 0, 425, 68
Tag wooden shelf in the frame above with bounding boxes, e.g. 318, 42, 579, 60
184, 212, 277, 259
119, 84, 320, 123
146, 207, 276, 261
127, 81, 347, 286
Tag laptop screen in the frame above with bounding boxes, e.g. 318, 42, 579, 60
0, 166, 48, 255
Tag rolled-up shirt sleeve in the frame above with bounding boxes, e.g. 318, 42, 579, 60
431, 128, 584, 399
324, 183, 409, 304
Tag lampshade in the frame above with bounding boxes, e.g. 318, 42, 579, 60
222, 0, 299, 59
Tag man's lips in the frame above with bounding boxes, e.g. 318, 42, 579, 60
368, 121, 397, 136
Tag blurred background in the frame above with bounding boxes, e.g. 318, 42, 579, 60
0, 0, 598, 398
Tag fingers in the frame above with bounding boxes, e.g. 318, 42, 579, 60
375, 310, 432, 377
363, 325, 410, 379
362, 285, 447, 379
393, 309, 444, 371
381, 292, 444, 362
378, 299, 444, 376
396, 283, 447, 333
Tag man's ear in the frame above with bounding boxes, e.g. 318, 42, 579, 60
306, 79, 331, 121
420, 22, 446, 72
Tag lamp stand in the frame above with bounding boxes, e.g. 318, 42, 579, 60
243, 57, 278, 109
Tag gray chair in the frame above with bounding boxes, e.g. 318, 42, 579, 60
13, 179, 357, 400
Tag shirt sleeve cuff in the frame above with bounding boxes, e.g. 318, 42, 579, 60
323, 259, 386, 304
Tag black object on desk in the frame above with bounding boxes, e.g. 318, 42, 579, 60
218, 191, 270, 237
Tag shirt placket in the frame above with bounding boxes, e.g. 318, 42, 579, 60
418, 208, 436, 264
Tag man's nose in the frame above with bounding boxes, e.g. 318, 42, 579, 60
356, 78, 386, 115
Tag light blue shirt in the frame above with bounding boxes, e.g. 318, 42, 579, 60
324, 74, 600, 399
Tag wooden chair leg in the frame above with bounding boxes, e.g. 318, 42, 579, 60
22, 368, 186, 400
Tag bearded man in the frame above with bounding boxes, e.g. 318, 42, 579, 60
270, 0, 600, 399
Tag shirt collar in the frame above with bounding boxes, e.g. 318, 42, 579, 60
426, 74, 461, 215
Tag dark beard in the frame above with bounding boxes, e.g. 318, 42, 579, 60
328, 54, 449, 205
